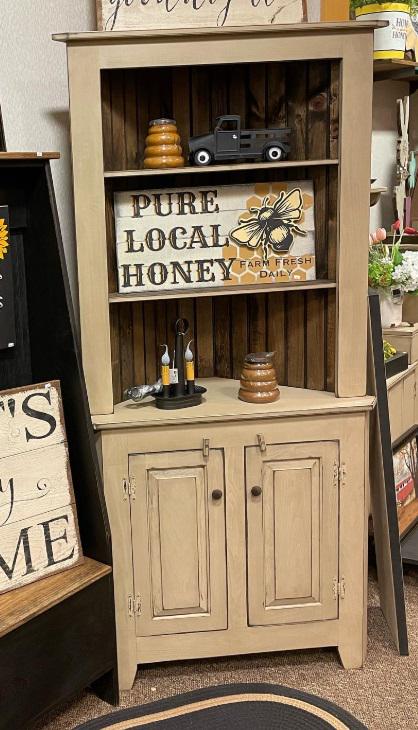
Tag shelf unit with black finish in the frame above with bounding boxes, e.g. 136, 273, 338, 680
0, 154, 118, 729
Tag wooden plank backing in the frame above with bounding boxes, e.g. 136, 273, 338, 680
101, 59, 339, 402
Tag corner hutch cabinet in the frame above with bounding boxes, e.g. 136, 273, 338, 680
56, 21, 377, 691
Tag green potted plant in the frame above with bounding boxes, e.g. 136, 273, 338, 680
393, 249, 418, 323
368, 228, 404, 326
369, 228, 418, 326
352, 1, 411, 59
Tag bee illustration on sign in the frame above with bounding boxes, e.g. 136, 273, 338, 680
230, 188, 306, 259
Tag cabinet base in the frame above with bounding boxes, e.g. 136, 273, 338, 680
119, 621, 363, 691
117, 619, 365, 691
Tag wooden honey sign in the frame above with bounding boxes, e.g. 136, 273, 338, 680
115, 181, 316, 295
0, 381, 83, 594
97, 0, 306, 32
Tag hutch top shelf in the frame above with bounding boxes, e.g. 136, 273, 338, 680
57, 22, 376, 415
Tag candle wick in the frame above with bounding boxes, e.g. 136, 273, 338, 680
161, 344, 170, 366
185, 339, 194, 362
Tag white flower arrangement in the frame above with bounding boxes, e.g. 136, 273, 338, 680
393, 251, 418, 294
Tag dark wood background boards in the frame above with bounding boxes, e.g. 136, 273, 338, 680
101, 61, 340, 403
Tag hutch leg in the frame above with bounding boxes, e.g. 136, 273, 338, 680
338, 640, 364, 670
337, 414, 369, 669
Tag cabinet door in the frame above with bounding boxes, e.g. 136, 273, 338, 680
246, 441, 339, 626
129, 449, 227, 637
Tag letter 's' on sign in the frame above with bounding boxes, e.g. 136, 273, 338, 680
0, 381, 83, 594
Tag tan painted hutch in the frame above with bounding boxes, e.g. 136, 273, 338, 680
55, 21, 376, 691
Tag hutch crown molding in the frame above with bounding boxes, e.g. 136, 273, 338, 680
56, 21, 377, 692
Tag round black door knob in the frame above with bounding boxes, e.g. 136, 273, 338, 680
212, 489, 223, 501
251, 486, 262, 497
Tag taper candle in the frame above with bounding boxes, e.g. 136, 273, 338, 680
185, 339, 195, 395
174, 319, 188, 396
161, 344, 170, 398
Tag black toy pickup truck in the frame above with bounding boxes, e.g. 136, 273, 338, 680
189, 115, 291, 166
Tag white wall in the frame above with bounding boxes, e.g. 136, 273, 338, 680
0, 1, 96, 306
370, 79, 411, 232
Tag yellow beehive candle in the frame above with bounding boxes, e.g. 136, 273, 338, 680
144, 118, 184, 169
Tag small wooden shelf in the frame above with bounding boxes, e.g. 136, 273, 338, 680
109, 279, 337, 304
370, 186, 387, 207
374, 59, 418, 81
92, 378, 376, 431
0, 558, 111, 639
0, 152, 60, 160
104, 159, 339, 179
387, 234, 418, 248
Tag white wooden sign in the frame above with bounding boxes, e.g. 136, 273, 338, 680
97, 0, 306, 32
0, 381, 83, 594
115, 180, 316, 294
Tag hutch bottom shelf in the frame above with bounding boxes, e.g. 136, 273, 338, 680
93, 379, 374, 691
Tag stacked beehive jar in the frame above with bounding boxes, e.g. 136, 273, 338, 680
144, 118, 185, 169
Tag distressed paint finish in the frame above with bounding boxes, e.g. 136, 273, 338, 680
96, 0, 306, 32
0, 381, 83, 594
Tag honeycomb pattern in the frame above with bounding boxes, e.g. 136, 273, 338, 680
223, 182, 315, 286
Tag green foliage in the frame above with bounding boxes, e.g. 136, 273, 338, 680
368, 240, 403, 290
383, 340, 397, 361
350, 0, 378, 9
368, 255, 394, 289
392, 241, 403, 267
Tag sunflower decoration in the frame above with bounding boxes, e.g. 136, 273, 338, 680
0, 217, 9, 260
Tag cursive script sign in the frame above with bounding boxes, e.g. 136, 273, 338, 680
115, 180, 316, 294
0, 381, 83, 594
96, 0, 306, 31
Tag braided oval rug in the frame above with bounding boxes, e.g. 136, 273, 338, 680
75, 683, 367, 729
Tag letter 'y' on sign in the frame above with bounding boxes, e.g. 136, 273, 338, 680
0, 381, 83, 594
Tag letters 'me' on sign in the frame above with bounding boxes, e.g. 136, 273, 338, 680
97, 0, 306, 32
115, 181, 316, 295
0, 382, 83, 594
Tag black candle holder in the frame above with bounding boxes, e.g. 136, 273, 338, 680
153, 384, 207, 410
153, 319, 206, 410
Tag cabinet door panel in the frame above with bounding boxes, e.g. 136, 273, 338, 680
246, 441, 339, 626
130, 449, 227, 637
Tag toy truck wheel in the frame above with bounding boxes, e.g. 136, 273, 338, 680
265, 145, 284, 162
193, 149, 212, 166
